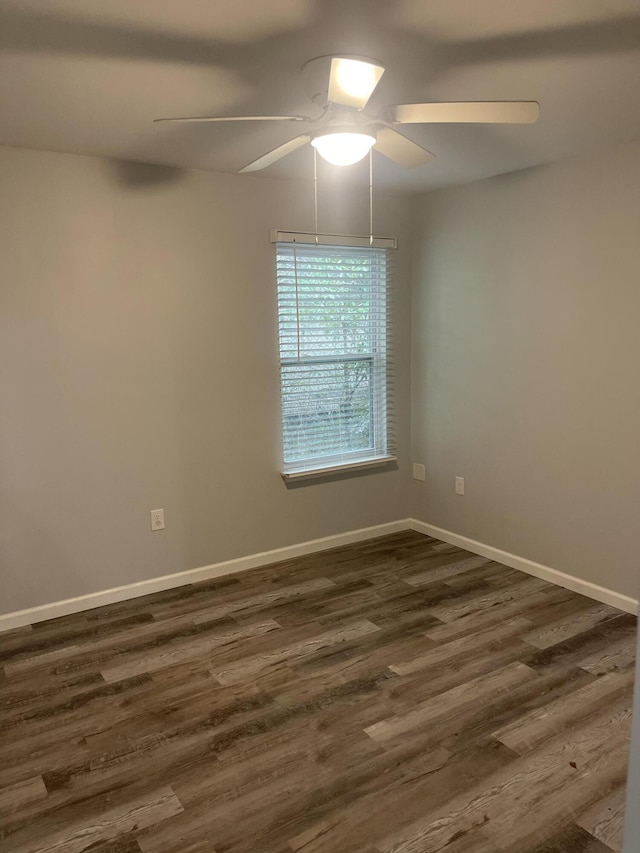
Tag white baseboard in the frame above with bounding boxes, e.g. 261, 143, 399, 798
407, 519, 638, 616
0, 520, 409, 631
2, 517, 636, 632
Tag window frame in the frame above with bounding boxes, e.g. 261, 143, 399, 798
272, 232, 397, 481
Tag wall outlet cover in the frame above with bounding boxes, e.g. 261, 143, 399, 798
412, 463, 426, 481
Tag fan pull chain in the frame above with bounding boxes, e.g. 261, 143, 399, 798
369, 148, 374, 246
313, 147, 319, 246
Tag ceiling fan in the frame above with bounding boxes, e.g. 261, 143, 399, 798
154, 55, 540, 172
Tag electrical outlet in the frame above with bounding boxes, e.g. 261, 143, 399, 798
455, 477, 465, 496
150, 509, 165, 531
412, 463, 426, 481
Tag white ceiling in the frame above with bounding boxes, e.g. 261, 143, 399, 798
1, 0, 639, 191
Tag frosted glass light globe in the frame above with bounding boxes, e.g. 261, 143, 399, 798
311, 132, 376, 166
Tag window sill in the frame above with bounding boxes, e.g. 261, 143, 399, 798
281, 455, 397, 482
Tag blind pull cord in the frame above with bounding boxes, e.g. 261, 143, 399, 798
369, 148, 374, 247
310, 147, 374, 246
313, 147, 319, 247
293, 240, 302, 364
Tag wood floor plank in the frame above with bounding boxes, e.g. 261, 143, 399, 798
401, 554, 492, 586
260, 580, 388, 629
444, 562, 523, 589
283, 740, 514, 853
85, 837, 143, 853
524, 823, 615, 852
100, 618, 281, 683
525, 614, 637, 676
422, 587, 567, 643
385, 643, 538, 715
488, 734, 629, 853
210, 619, 380, 686
6, 786, 184, 853
376, 697, 631, 853
576, 785, 627, 852
141, 733, 387, 853
0, 532, 634, 853
3, 610, 261, 682
0, 615, 156, 666
0, 677, 158, 787
162, 577, 336, 625
0, 672, 106, 726
437, 664, 595, 757
492, 668, 635, 754
427, 576, 550, 623
522, 604, 622, 650
389, 616, 531, 676
3, 645, 84, 677
364, 661, 538, 745
578, 632, 637, 676
0, 776, 48, 815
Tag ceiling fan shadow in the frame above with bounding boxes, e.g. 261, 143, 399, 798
109, 159, 187, 188
440, 16, 640, 70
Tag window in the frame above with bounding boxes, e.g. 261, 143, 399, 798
275, 238, 395, 479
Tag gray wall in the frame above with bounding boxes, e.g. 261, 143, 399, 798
409, 142, 640, 599
0, 146, 412, 613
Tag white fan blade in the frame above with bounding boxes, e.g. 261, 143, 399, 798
239, 135, 311, 173
328, 57, 384, 109
374, 127, 435, 168
154, 115, 308, 124
393, 101, 540, 125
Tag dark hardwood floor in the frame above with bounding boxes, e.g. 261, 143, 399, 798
0, 531, 636, 852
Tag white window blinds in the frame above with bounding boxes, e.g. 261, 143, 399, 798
275, 240, 395, 478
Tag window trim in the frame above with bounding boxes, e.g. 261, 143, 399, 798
281, 455, 397, 482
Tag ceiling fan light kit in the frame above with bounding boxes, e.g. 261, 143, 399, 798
154, 55, 539, 173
